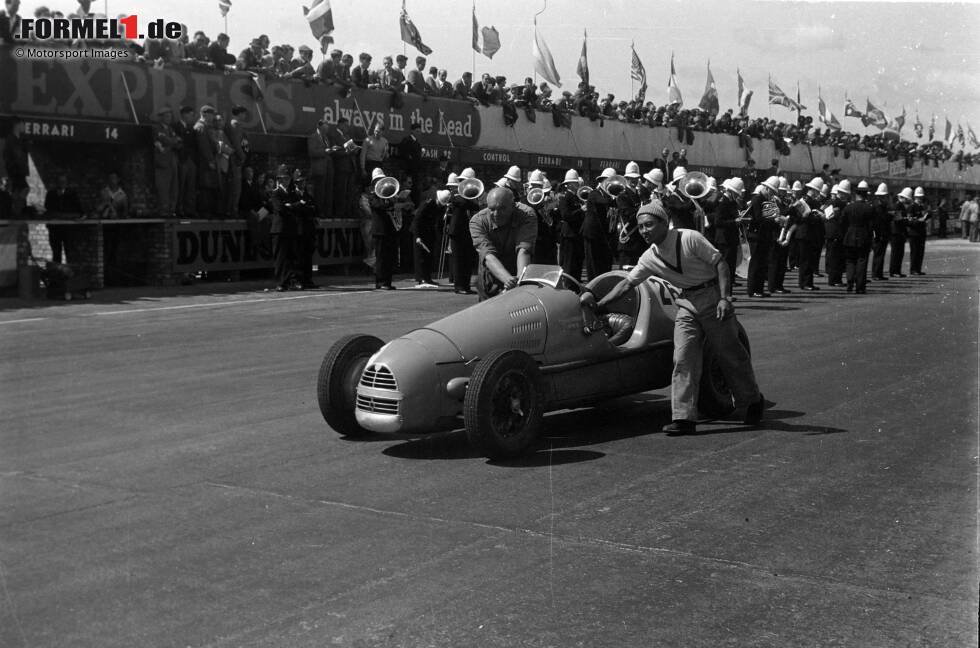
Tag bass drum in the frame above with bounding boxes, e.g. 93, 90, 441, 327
698, 320, 751, 418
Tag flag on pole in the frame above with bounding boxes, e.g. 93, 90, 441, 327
698, 61, 719, 115
472, 5, 480, 54
218, 0, 231, 18
576, 29, 589, 88
631, 43, 647, 102
913, 112, 923, 139
400, 1, 432, 55
736, 69, 752, 117
843, 96, 863, 119
968, 123, 979, 149
862, 99, 887, 129
472, 5, 500, 59
928, 114, 936, 141
796, 82, 806, 113
302, 0, 334, 41
943, 117, 953, 145
817, 91, 841, 131
532, 19, 561, 87
667, 52, 682, 106
768, 77, 803, 111
956, 122, 965, 146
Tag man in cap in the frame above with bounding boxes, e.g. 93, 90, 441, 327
269, 164, 301, 291
151, 107, 180, 218
889, 187, 912, 277
795, 178, 826, 291
590, 200, 765, 434
500, 165, 523, 201
841, 180, 875, 293
870, 183, 891, 280
907, 187, 930, 275
469, 187, 538, 300
287, 45, 315, 81
615, 161, 645, 267
292, 170, 319, 289
236, 38, 265, 73
557, 169, 586, 280
824, 179, 850, 286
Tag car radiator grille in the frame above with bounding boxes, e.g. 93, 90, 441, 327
356, 395, 400, 415
360, 364, 398, 390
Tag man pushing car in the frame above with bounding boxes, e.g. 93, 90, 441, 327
585, 199, 765, 433
469, 187, 538, 300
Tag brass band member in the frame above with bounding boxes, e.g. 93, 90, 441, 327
525, 169, 559, 265
367, 168, 398, 290
557, 170, 586, 280
713, 177, 745, 298
583, 168, 616, 280
744, 176, 781, 298
614, 161, 645, 267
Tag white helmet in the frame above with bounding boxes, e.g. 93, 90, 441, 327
494, 177, 509, 188
722, 177, 745, 195
527, 169, 546, 186
762, 175, 781, 192
562, 169, 583, 185
830, 183, 840, 196
504, 165, 522, 183
446, 172, 459, 187
806, 177, 825, 192
435, 189, 451, 206
898, 187, 914, 201
792, 180, 804, 192
857, 180, 870, 191
837, 179, 852, 194
672, 166, 688, 182
874, 182, 889, 196
913, 186, 925, 198
643, 168, 665, 186
778, 176, 791, 192
624, 161, 641, 178
596, 167, 617, 181
459, 167, 477, 180
370, 167, 387, 183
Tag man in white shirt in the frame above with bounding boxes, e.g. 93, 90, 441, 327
592, 199, 764, 433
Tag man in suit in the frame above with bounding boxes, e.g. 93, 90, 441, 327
2, 115, 28, 218
193, 105, 219, 218
224, 105, 249, 220
350, 52, 375, 88
307, 119, 335, 219
398, 123, 424, 207
406, 56, 428, 95
327, 117, 357, 219
795, 178, 825, 291
44, 174, 83, 263
447, 171, 478, 294
744, 176, 780, 297
175, 106, 198, 217
270, 165, 300, 291
152, 107, 181, 217
453, 72, 474, 101
366, 168, 398, 289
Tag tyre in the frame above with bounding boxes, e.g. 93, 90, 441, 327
698, 321, 752, 419
463, 350, 545, 460
317, 334, 384, 437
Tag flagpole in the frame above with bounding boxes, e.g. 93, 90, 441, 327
472, 0, 476, 77
630, 41, 634, 100
767, 74, 772, 119
533, 0, 548, 88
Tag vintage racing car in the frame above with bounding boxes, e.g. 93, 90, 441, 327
316, 265, 750, 459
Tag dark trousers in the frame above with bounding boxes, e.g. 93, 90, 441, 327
559, 237, 584, 282
844, 245, 870, 291
718, 243, 739, 296
271, 232, 297, 288
450, 235, 475, 290
908, 236, 925, 273
767, 243, 789, 291
373, 234, 396, 286
178, 159, 197, 216
583, 237, 612, 281
871, 238, 888, 278
297, 233, 315, 284
48, 225, 68, 264
413, 238, 434, 284
825, 238, 845, 285
814, 235, 825, 274
746, 239, 771, 295
797, 240, 818, 288
311, 171, 333, 219
332, 172, 354, 219
787, 238, 800, 269
889, 235, 906, 275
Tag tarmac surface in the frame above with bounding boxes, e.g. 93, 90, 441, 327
1, 239, 978, 648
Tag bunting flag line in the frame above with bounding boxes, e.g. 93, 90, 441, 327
928, 113, 936, 141
968, 123, 979, 149
736, 69, 752, 117
667, 52, 682, 106
532, 19, 561, 87
913, 112, 923, 139
843, 96, 863, 119
577, 29, 589, 88
817, 92, 841, 131
768, 77, 803, 111
218, 0, 231, 18
698, 61, 718, 116
862, 99, 887, 129
400, 2, 432, 55
302, 0, 334, 41
631, 44, 647, 102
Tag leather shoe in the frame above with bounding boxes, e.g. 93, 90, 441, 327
454, 289, 475, 295
744, 395, 765, 425
380, 284, 397, 290
889, 273, 906, 278
663, 420, 697, 435
801, 286, 819, 291
774, 288, 792, 294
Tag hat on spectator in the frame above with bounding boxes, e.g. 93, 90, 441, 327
527, 169, 545, 186
436, 190, 451, 206
636, 199, 670, 222
624, 161, 641, 178
298, 45, 313, 53
913, 186, 925, 198
200, 104, 216, 114
643, 168, 665, 187
874, 182, 889, 196
276, 164, 291, 178
762, 176, 781, 192
561, 169, 583, 185
596, 167, 617, 181
504, 166, 522, 183
791, 180, 804, 192
898, 187, 914, 201
370, 168, 386, 183
459, 167, 477, 179
837, 179, 852, 194
446, 172, 459, 187
806, 177, 825, 192
672, 166, 688, 182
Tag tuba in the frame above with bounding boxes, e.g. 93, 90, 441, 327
374, 176, 400, 200
457, 177, 485, 201
600, 174, 629, 198
576, 185, 593, 203
675, 171, 711, 200
526, 187, 545, 206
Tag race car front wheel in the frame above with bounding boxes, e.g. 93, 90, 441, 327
317, 334, 384, 437
698, 321, 751, 419
464, 350, 545, 460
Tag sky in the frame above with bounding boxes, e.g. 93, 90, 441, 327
77, 0, 980, 142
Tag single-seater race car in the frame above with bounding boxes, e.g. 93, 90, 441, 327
317, 265, 750, 459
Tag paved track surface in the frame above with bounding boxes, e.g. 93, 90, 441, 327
2, 240, 978, 648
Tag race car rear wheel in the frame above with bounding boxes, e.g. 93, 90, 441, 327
464, 350, 544, 460
317, 334, 384, 437
699, 321, 752, 419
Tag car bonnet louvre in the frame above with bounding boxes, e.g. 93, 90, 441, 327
508, 302, 545, 353
360, 364, 398, 390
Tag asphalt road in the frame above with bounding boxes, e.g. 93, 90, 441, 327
2, 239, 978, 648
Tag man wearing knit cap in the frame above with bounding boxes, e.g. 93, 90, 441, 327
591, 199, 764, 434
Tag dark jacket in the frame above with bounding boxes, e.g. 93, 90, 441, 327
582, 189, 611, 240
841, 200, 875, 249
557, 191, 584, 238
44, 187, 83, 216
712, 194, 741, 247
397, 134, 423, 174
307, 129, 333, 177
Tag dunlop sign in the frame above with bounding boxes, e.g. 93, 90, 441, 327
173, 220, 364, 272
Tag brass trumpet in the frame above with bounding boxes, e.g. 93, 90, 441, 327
457, 177, 485, 201
373, 176, 400, 200
674, 171, 711, 200
576, 185, 593, 202
600, 174, 629, 197
526, 187, 546, 206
